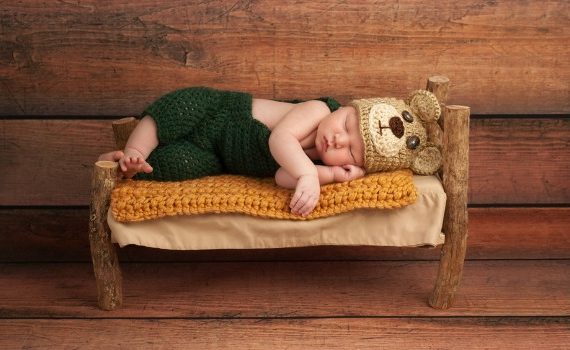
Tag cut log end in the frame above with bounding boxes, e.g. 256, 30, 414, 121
446, 105, 470, 111
112, 116, 138, 126
428, 76, 450, 84
95, 161, 119, 169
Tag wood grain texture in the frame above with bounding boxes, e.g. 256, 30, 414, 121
1, 208, 569, 262
0, 261, 568, 317
112, 117, 139, 150
2, 118, 568, 205
430, 105, 470, 309
88, 161, 122, 310
1, 318, 569, 350
469, 118, 570, 204
0, 0, 568, 115
0, 119, 116, 205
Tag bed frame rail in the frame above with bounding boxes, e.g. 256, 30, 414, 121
88, 76, 470, 310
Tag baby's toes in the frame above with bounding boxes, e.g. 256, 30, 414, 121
124, 159, 139, 171
118, 159, 127, 171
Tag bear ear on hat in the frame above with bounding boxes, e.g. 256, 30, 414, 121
410, 144, 442, 175
406, 90, 441, 123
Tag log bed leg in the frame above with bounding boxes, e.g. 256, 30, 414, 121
429, 105, 470, 309
88, 160, 123, 310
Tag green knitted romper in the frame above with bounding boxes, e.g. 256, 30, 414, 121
135, 87, 341, 181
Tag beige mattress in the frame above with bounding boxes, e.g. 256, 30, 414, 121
109, 175, 446, 250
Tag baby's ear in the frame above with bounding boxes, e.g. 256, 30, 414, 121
406, 90, 441, 123
410, 144, 442, 175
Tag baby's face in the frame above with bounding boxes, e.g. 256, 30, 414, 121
315, 106, 365, 167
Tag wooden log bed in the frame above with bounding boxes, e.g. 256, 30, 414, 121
88, 76, 470, 310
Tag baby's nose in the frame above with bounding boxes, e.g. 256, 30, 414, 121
334, 133, 348, 147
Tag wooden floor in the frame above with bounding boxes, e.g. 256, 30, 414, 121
1, 255, 569, 348
1, 208, 570, 348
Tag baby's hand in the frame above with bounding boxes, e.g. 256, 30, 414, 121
119, 147, 153, 178
332, 165, 366, 182
290, 174, 320, 217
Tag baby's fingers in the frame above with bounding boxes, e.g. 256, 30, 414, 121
290, 191, 309, 214
299, 197, 317, 217
290, 191, 306, 212
290, 192, 317, 216
142, 163, 153, 173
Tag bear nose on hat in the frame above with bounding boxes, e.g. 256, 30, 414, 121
389, 117, 404, 138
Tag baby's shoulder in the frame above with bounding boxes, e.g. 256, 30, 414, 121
251, 98, 297, 129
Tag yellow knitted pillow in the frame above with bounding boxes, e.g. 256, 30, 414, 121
111, 169, 417, 222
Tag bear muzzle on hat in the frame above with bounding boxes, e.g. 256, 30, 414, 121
350, 90, 443, 175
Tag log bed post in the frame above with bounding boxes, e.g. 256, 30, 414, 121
112, 117, 139, 150
425, 76, 470, 308
88, 161, 123, 310
429, 104, 470, 309
88, 117, 137, 310
425, 76, 448, 150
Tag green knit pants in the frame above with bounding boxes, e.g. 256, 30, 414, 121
134, 87, 342, 182
135, 87, 279, 181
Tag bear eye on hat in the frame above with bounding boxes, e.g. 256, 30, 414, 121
402, 110, 413, 123
406, 136, 420, 150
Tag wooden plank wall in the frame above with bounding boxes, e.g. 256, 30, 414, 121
0, 0, 569, 263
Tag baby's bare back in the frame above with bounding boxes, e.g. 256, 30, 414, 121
251, 98, 296, 130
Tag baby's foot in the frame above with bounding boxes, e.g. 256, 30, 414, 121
119, 148, 153, 178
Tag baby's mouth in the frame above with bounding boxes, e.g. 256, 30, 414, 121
322, 137, 329, 152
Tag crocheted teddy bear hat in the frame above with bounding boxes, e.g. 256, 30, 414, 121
350, 90, 442, 175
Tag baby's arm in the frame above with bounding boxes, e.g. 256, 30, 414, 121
275, 165, 365, 188
269, 100, 330, 216
119, 115, 159, 177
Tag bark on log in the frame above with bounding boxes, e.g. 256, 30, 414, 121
426, 76, 450, 105
426, 75, 449, 132
429, 105, 470, 309
112, 117, 138, 150
426, 75, 449, 177
425, 122, 444, 150
88, 161, 123, 310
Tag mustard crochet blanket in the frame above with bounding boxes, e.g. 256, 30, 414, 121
111, 169, 417, 222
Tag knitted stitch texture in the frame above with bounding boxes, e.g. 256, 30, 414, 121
137, 87, 278, 180
350, 90, 442, 174
111, 170, 417, 222
136, 87, 342, 181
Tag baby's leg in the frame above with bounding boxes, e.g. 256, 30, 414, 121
119, 115, 159, 177
135, 140, 223, 181
99, 150, 147, 178
98, 150, 151, 178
